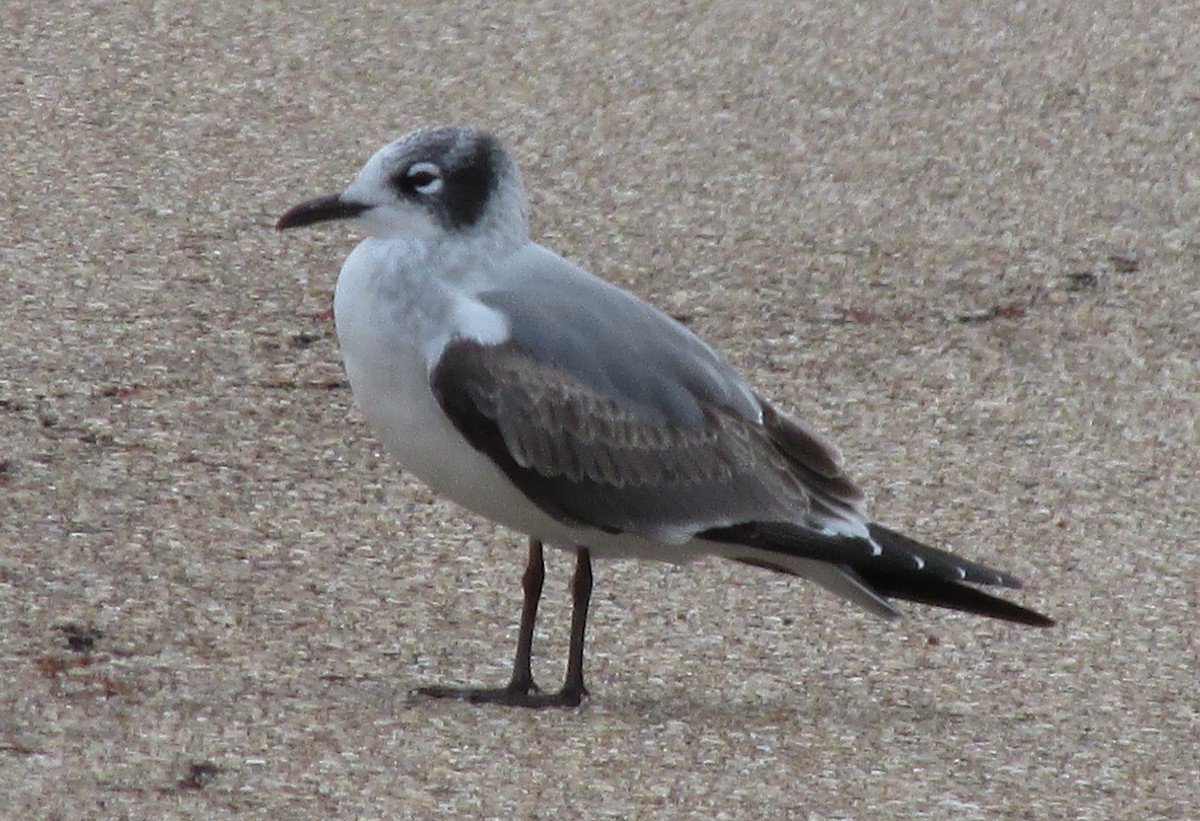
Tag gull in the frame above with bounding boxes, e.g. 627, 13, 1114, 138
276, 125, 1053, 708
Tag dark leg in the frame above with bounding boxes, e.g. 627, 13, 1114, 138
416, 538, 544, 703
506, 537, 545, 694
415, 540, 592, 708
556, 547, 593, 706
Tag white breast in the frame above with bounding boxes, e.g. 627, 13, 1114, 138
334, 241, 500, 498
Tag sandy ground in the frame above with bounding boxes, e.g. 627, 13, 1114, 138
3, 1, 1198, 818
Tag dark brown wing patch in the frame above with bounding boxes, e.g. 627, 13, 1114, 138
430, 339, 820, 534
439, 341, 761, 486
757, 396, 866, 525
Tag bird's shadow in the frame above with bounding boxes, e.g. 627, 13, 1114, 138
592, 690, 960, 732
393, 677, 996, 736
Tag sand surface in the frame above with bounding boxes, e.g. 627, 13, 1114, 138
3, 2, 1198, 817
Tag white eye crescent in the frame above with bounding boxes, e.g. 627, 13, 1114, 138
406, 161, 444, 195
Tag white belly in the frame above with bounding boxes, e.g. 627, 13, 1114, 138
341, 345, 696, 560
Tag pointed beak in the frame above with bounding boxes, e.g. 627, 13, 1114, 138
276, 193, 370, 230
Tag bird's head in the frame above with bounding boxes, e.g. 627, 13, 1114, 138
277, 125, 528, 247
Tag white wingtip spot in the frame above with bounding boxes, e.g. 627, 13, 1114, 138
913, 555, 925, 570
954, 565, 967, 580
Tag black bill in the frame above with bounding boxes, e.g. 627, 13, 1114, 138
276, 194, 369, 230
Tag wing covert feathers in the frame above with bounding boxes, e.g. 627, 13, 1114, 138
431, 338, 1051, 626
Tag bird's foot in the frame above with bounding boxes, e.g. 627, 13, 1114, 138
415, 680, 586, 709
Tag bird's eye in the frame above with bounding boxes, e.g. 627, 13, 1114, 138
404, 162, 444, 195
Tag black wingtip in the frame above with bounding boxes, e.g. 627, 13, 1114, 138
701, 521, 1054, 627
1028, 612, 1057, 628
854, 568, 1055, 627
866, 523, 1026, 589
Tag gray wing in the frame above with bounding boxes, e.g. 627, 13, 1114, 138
477, 244, 762, 429
432, 246, 866, 541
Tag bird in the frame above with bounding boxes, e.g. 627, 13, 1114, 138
276, 125, 1053, 708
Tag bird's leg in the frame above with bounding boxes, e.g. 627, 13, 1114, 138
417, 537, 580, 705
417, 538, 544, 703
505, 537, 545, 695
554, 547, 593, 706
416, 539, 589, 708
